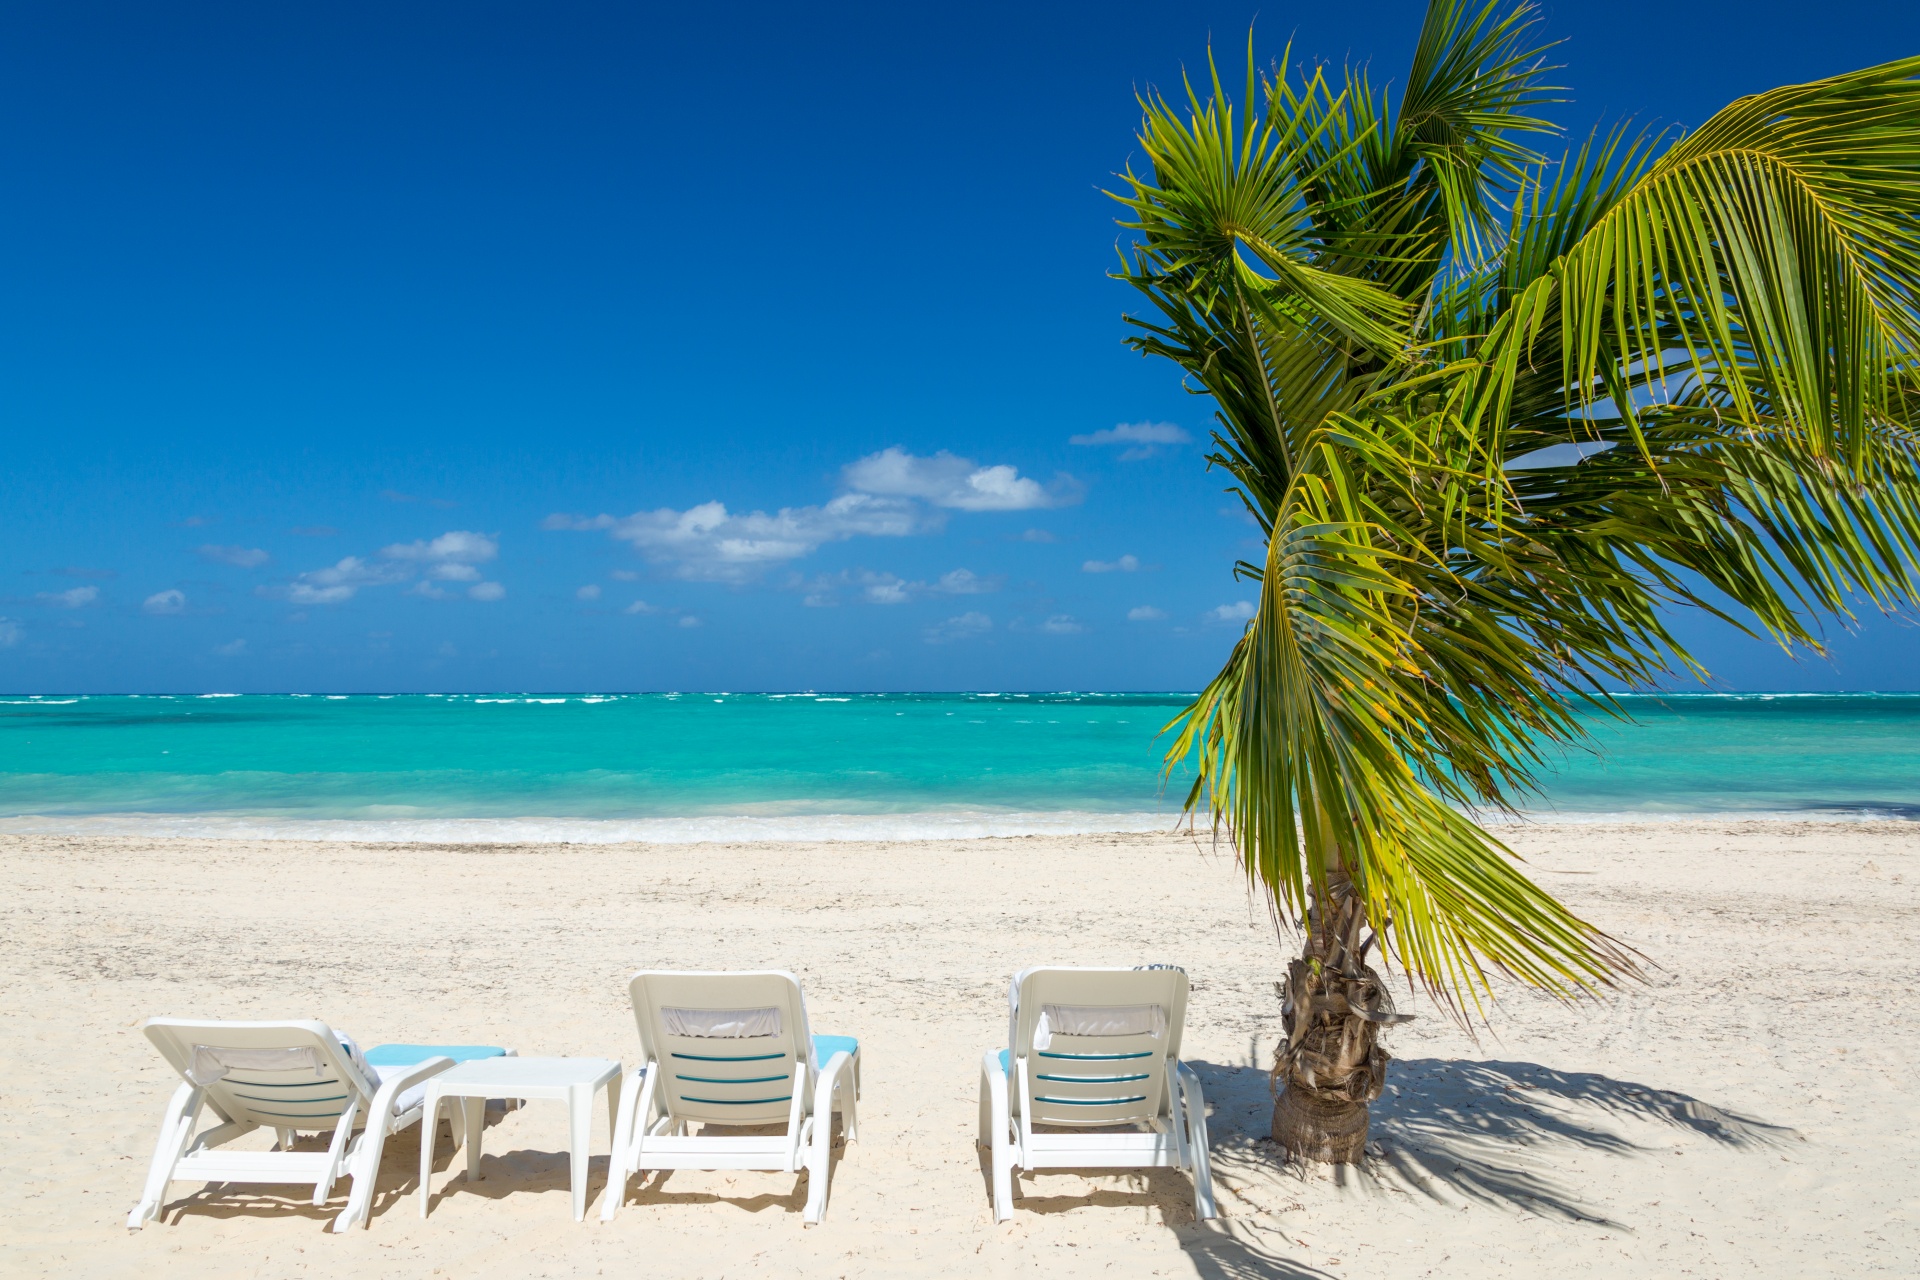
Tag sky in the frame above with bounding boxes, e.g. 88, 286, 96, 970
2, 0, 1918, 693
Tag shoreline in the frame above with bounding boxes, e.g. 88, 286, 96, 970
0, 805, 1915, 843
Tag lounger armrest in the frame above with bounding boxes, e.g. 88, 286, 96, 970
802, 1051, 856, 1226
812, 1050, 854, 1116
1173, 1060, 1218, 1219
369, 1055, 454, 1127
1174, 1060, 1204, 1096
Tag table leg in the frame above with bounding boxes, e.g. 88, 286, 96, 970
463, 1097, 485, 1181
418, 1093, 440, 1218
568, 1083, 592, 1222
606, 1072, 622, 1147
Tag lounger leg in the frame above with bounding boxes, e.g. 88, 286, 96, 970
1168, 1077, 1192, 1173
1177, 1064, 1217, 1221
838, 1054, 858, 1144
802, 1052, 849, 1225
981, 1051, 1015, 1223
332, 1056, 454, 1232
127, 1083, 203, 1230
599, 1066, 647, 1223
977, 1059, 992, 1149
317, 1098, 360, 1207
335, 1127, 385, 1231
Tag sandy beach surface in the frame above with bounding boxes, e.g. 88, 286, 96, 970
2, 823, 1915, 1278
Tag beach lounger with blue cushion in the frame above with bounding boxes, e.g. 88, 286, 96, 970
126, 1018, 507, 1232
600, 970, 860, 1225
978, 966, 1216, 1222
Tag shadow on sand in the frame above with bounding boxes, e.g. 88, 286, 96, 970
1187, 1054, 1795, 1232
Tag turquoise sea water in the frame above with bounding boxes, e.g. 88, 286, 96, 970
0, 691, 1916, 840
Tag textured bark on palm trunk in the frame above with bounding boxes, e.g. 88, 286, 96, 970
1270, 865, 1405, 1163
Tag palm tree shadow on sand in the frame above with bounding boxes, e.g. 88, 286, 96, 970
1174, 1221, 1343, 1280
1190, 1055, 1797, 1234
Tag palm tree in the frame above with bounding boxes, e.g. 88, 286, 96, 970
1113, 0, 1920, 1162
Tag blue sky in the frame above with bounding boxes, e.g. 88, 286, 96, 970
2, 0, 1917, 693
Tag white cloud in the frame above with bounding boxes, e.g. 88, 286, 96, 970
547, 495, 924, 582
144, 590, 187, 615
1071, 421, 1190, 446
1083, 554, 1140, 574
1041, 614, 1084, 634
609, 569, 639, 582
39, 585, 99, 608
677, 615, 701, 628
577, 584, 602, 600
213, 638, 248, 656
1070, 421, 1191, 461
937, 568, 997, 594
1018, 528, 1056, 543
197, 545, 271, 568
624, 599, 660, 615
278, 556, 409, 604
1209, 600, 1256, 622
1128, 605, 1167, 621
547, 448, 1071, 580
269, 530, 500, 605
924, 611, 992, 644
0, 618, 19, 647
843, 447, 1071, 512
381, 531, 498, 564
796, 566, 1003, 608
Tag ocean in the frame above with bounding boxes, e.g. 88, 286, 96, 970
0, 691, 1915, 841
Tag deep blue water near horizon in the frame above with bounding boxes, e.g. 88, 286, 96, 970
0, 691, 1916, 840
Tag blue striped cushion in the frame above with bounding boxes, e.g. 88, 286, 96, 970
811, 1034, 858, 1064
364, 1044, 507, 1066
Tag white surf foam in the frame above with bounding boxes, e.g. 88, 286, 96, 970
0, 809, 1190, 844
0, 802, 1905, 845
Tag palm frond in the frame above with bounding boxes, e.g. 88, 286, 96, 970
1121, 3, 1920, 1018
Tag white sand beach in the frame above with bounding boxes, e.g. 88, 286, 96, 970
2, 822, 1914, 1278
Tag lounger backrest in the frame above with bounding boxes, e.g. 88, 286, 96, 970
1011, 968, 1188, 1128
628, 971, 813, 1127
141, 1018, 377, 1132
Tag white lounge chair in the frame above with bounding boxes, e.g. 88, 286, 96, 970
126, 1019, 502, 1232
600, 970, 860, 1225
977, 966, 1217, 1222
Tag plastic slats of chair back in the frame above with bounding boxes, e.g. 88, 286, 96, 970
635, 973, 807, 1127
144, 1020, 371, 1134
1013, 968, 1188, 1129
1025, 1022, 1169, 1127
204, 1054, 358, 1129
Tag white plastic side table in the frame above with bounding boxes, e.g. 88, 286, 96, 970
418, 1056, 622, 1222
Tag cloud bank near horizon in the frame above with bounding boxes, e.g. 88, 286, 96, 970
544, 447, 1077, 581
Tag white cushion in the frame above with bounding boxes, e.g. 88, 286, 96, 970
1035, 1004, 1167, 1050
661, 1006, 783, 1038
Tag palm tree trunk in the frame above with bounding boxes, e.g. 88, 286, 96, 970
1270, 861, 1399, 1162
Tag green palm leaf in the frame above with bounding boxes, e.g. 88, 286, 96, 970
1117, 0, 1920, 1017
